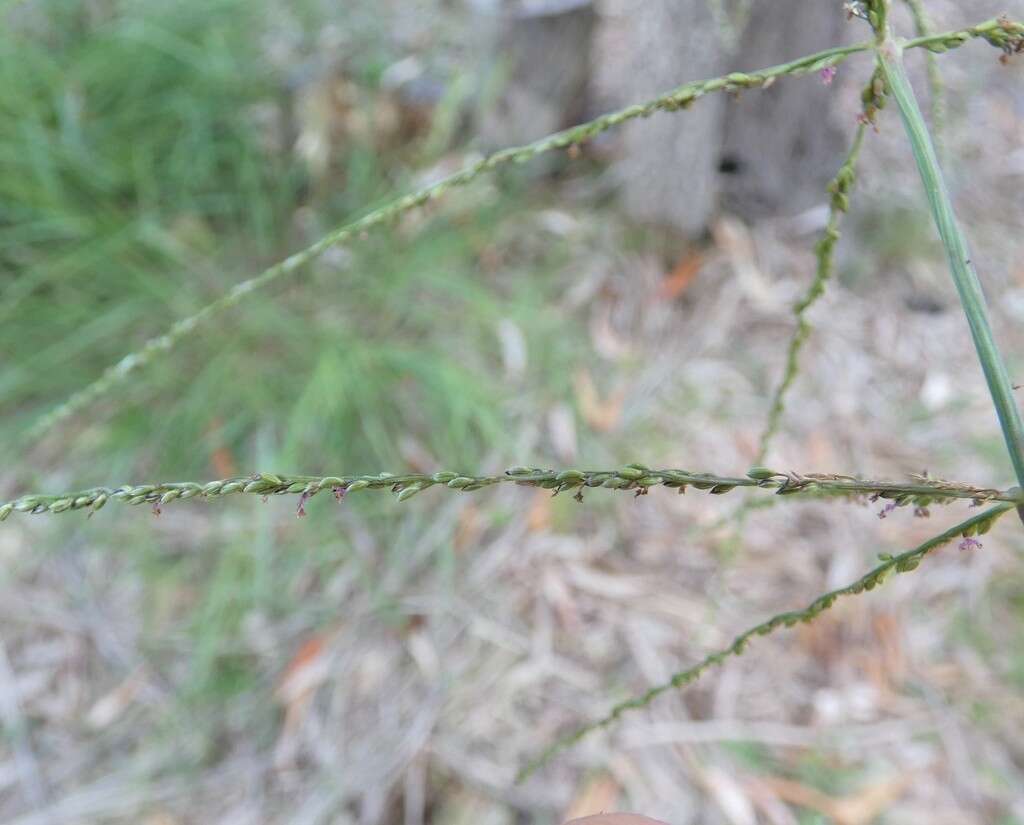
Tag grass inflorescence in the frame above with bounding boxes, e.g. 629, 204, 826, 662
5, 0, 1023, 791
3, 465, 1018, 521
517, 500, 1016, 780
755, 121, 867, 465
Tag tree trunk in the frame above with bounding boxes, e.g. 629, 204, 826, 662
610, 0, 728, 237
476, 0, 597, 150
479, 1, 852, 234
718, 0, 851, 221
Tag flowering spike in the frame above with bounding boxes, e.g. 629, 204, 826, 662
1, 469, 1016, 521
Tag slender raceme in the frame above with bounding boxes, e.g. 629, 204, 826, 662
515, 8, 1024, 777
2, 465, 1018, 521
9, 5, 1024, 784
755, 122, 867, 464
517, 501, 1015, 780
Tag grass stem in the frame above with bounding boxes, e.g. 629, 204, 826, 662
876, 36, 1024, 489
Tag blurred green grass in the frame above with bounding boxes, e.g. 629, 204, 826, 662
0, 0, 587, 729
0, 0, 582, 480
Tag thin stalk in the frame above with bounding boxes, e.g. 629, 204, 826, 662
517, 501, 1014, 780
754, 61, 890, 472
756, 122, 867, 464
2, 466, 1017, 521
903, 17, 1024, 54
876, 37, 1024, 489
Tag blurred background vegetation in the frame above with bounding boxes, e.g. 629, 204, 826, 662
2, 1, 1023, 823
1, 0, 590, 476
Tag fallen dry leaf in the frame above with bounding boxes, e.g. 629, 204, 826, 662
574, 369, 626, 433
656, 251, 704, 301
275, 634, 329, 707
867, 611, 907, 696
273, 632, 333, 772
206, 417, 237, 478
745, 778, 800, 825
796, 610, 845, 668
454, 503, 483, 552
527, 489, 553, 534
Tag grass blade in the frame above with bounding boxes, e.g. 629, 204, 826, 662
876, 38, 1024, 489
